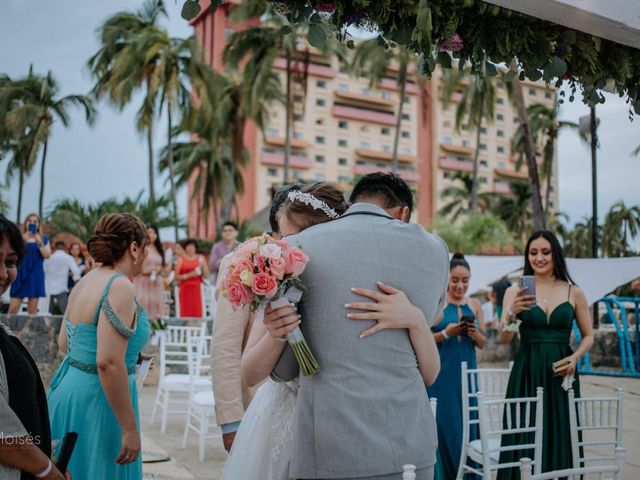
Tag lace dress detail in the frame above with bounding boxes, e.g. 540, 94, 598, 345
220, 379, 298, 480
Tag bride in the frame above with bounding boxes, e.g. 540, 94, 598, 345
220, 182, 440, 479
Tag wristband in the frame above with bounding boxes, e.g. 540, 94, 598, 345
507, 307, 515, 318
441, 330, 449, 340
35, 459, 52, 478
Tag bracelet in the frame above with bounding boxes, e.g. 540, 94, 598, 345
35, 459, 52, 478
507, 307, 515, 318
441, 330, 449, 341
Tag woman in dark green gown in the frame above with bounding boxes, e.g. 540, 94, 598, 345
497, 231, 594, 479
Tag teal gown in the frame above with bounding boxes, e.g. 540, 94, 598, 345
48, 274, 150, 480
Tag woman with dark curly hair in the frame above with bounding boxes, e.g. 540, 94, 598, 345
47, 213, 151, 480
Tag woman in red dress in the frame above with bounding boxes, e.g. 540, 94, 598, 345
175, 239, 209, 317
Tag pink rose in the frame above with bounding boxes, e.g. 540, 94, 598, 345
237, 238, 260, 254
231, 258, 254, 281
259, 243, 283, 259
270, 256, 286, 280
254, 254, 269, 274
251, 272, 279, 299
438, 33, 464, 52
227, 281, 252, 307
287, 248, 309, 277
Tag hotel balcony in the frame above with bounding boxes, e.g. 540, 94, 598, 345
510, 153, 544, 166
379, 78, 420, 95
273, 57, 336, 78
264, 136, 311, 150
355, 148, 417, 164
261, 151, 312, 169
334, 90, 397, 108
440, 143, 475, 156
438, 157, 473, 173
494, 167, 529, 181
332, 105, 397, 126
354, 164, 420, 182
493, 181, 512, 194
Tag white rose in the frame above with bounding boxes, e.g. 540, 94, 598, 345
259, 243, 283, 259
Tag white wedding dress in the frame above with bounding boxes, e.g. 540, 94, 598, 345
220, 379, 298, 480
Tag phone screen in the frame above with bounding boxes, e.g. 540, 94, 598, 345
520, 275, 536, 297
28, 223, 37, 234
460, 315, 475, 325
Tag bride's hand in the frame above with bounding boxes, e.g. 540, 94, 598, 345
263, 304, 301, 340
346, 282, 425, 338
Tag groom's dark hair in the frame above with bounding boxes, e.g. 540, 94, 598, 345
349, 172, 414, 216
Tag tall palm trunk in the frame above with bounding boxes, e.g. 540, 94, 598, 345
391, 73, 407, 175
470, 94, 484, 214
544, 136, 555, 216
147, 124, 155, 202
510, 73, 545, 230
283, 48, 293, 185
38, 140, 48, 219
221, 114, 243, 224
16, 162, 25, 223
166, 105, 179, 240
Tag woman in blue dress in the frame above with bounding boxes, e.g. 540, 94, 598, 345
428, 253, 487, 479
9, 213, 50, 315
48, 213, 151, 480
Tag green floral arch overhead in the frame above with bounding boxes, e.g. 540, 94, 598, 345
183, 0, 640, 116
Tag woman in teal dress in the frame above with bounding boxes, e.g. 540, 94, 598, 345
48, 213, 151, 480
428, 253, 486, 479
498, 231, 594, 479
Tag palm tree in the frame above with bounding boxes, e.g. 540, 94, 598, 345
562, 216, 600, 258
87, 0, 166, 203
351, 39, 420, 174
441, 67, 497, 213
438, 172, 496, 222
601, 201, 640, 257
493, 181, 533, 241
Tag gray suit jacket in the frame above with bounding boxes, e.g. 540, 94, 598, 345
272, 203, 449, 479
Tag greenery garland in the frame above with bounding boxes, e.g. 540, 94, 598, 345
182, 0, 640, 117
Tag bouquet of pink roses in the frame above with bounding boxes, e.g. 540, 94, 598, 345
221, 234, 320, 376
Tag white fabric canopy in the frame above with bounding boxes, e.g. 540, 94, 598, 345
454, 254, 640, 306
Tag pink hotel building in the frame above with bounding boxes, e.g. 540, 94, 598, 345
188, 3, 557, 236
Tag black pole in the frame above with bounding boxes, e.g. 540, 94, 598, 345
590, 106, 598, 326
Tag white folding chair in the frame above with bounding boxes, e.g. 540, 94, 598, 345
182, 335, 220, 461
151, 324, 210, 433
469, 387, 544, 478
173, 285, 181, 317
568, 388, 624, 467
519, 448, 625, 480
200, 283, 216, 319
457, 361, 513, 479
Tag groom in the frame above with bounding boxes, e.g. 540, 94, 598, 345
270, 173, 449, 480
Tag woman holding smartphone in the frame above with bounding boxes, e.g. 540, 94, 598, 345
498, 230, 594, 478
8, 213, 51, 315
428, 253, 486, 480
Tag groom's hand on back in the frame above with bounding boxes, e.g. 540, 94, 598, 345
264, 304, 301, 340
223, 431, 236, 452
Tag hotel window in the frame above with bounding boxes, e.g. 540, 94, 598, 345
361, 125, 369, 132
545, 91, 553, 99
267, 128, 278, 137
498, 161, 506, 168
529, 88, 537, 96
339, 65, 347, 73
293, 132, 303, 140
382, 91, 391, 99
360, 87, 370, 95
479, 143, 487, 150
496, 113, 504, 121
339, 120, 348, 129
314, 173, 326, 182
381, 145, 391, 152
402, 113, 410, 120
401, 147, 411, 155
381, 127, 391, 135
338, 83, 348, 92
315, 154, 326, 163
497, 146, 505, 154
549, 201, 555, 208
480, 127, 487, 134
316, 118, 325, 125
497, 97, 504, 105
360, 141, 370, 149
461, 139, 470, 147
338, 139, 348, 147
443, 120, 452, 128
315, 136, 325, 144
497, 129, 504, 137
294, 114, 303, 122
316, 98, 326, 107
316, 80, 326, 88
443, 136, 453, 144
479, 176, 488, 184
401, 131, 410, 139
461, 124, 469, 130
403, 95, 410, 103
443, 171, 453, 179
267, 168, 278, 177
338, 157, 348, 166
338, 175, 350, 184
513, 116, 519, 123
480, 160, 489, 168
293, 95, 303, 103
496, 81, 504, 89
293, 171, 304, 180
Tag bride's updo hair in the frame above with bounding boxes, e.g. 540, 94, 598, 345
278, 182, 348, 231
88, 213, 149, 266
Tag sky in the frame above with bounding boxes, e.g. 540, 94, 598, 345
1, 1, 639, 241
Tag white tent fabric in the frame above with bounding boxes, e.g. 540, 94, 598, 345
454, 254, 640, 306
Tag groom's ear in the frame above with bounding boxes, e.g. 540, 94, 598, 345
387, 206, 411, 223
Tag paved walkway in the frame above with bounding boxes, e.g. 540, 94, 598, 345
138, 374, 640, 479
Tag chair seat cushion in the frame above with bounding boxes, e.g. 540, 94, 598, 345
160, 374, 212, 390
469, 438, 501, 463
192, 391, 215, 407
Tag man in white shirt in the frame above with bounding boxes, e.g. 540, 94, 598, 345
44, 241, 80, 314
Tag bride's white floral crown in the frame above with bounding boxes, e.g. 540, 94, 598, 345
287, 191, 340, 219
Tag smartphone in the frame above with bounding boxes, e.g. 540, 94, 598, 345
520, 275, 536, 297
56, 431, 78, 474
28, 223, 37, 235
460, 315, 475, 326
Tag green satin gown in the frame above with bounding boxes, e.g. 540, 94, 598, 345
497, 288, 580, 479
